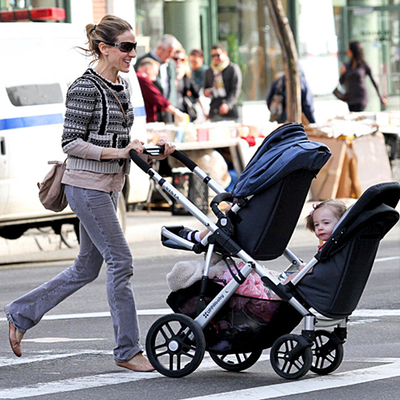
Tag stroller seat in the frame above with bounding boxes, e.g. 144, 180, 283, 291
296, 182, 400, 319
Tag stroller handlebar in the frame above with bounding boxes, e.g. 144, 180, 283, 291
130, 145, 198, 174
169, 150, 197, 171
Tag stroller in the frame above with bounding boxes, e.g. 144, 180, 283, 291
131, 123, 400, 379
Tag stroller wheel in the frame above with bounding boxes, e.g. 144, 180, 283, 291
145, 313, 206, 378
310, 330, 344, 375
270, 334, 312, 380
209, 349, 263, 372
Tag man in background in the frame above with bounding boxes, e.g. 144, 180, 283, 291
204, 44, 242, 122
135, 34, 180, 122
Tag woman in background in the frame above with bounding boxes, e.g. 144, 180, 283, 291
339, 40, 386, 112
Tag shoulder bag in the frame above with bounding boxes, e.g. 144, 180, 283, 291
38, 160, 68, 212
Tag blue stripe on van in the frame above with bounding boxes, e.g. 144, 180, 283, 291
0, 114, 64, 131
134, 106, 146, 117
0, 106, 146, 131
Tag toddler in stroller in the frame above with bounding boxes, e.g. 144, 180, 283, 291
129, 122, 400, 379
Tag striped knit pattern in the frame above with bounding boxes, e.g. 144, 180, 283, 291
62, 68, 134, 174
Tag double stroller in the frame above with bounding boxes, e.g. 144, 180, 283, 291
131, 122, 400, 379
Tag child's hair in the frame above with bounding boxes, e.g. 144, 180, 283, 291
306, 200, 347, 232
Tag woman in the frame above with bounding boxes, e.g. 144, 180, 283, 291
339, 40, 386, 112
5, 15, 175, 372
174, 49, 200, 121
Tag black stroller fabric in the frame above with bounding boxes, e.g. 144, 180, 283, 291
296, 182, 400, 319
232, 122, 331, 198
167, 280, 303, 353
228, 123, 331, 260
230, 169, 316, 260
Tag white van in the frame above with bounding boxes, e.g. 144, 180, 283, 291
0, 22, 149, 241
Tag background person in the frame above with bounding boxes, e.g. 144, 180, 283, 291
339, 40, 386, 112
135, 34, 180, 122
189, 49, 208, 89
136, 57, 186, 123
204, 44, 242, 122
5, 15, 175, 373
267, 64, 316, 124
173, 49, 200, 122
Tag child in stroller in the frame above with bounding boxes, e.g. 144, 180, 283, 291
129, 122, 400, 379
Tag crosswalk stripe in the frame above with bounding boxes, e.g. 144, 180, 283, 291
181, 358, 400, 400
1, 355, 400, 399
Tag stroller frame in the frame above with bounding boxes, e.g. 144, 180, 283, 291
133, 134, 399, 380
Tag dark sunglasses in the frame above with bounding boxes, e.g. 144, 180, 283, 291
211, 53, 221, 58
173, 57, 185, 62
104, 41, 137, 53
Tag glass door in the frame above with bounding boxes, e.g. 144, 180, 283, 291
348, 5, 400, 111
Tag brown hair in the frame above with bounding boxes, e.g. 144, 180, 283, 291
306, 200, 347, 232
78, 15, 133, 65
138, 57, 159, 69
211, 43, 227, 53
190, 49, 203, 58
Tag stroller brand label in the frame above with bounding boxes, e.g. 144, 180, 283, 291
202, 293, 225, 319
164, 186, 179, 200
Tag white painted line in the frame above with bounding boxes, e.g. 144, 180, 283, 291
0, 350, 112, 368
374, 256, 400, 263
181, 358, 400, 400
0, 309, 172, 322
352, 309, 400, 317
1, 308, 400, 323
0, 353, 224, 399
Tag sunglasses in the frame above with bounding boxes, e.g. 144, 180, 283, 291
104, 41, 137, 53
211, 53, 221, 58
173, 57, 185, 62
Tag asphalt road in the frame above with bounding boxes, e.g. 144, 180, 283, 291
0, 207, 399, 400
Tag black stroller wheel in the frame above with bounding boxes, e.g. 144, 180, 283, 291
310, 330, 344, 375
145, 313, 206, 378
209, 349, 263, 372
270, 334, 312, 379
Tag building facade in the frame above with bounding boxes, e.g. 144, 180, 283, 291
1, 0, 399, 120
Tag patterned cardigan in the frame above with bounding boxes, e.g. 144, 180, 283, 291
62, 68, 134, 174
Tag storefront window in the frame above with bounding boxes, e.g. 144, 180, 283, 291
217, 0, 283, 102
136, 0, 165, 57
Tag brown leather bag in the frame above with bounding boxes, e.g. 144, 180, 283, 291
38, 160, 68, 212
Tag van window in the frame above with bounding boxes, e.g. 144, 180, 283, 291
6, 83, 63, 106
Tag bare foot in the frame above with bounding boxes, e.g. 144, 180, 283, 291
9, 322, 24, 357
115, 353, 155, 372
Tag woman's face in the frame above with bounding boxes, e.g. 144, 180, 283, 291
347, 48, 353, 59
106, 30, 137, 73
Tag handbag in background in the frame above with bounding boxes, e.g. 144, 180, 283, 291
38, 160, 68, 212
333, 84, 347, 102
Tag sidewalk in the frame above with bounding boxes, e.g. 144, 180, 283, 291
0, 199, 360, 266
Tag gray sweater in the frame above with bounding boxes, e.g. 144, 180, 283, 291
62, 69, 134, 174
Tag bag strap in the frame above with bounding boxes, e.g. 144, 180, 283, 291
83, 73, 127, 121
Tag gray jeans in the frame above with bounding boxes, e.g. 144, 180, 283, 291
4, 186, 141, 362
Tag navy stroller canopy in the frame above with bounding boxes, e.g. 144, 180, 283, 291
232, 123, 331, 198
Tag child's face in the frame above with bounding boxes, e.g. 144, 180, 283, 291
313, 206, 339, 242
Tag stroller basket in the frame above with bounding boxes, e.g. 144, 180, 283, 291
167, 280, 302, 354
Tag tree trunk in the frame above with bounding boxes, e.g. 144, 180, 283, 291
266, 0, 301, 123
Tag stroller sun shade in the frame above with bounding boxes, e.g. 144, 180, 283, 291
232, 123, 331, 198
229, 123, 331, 260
